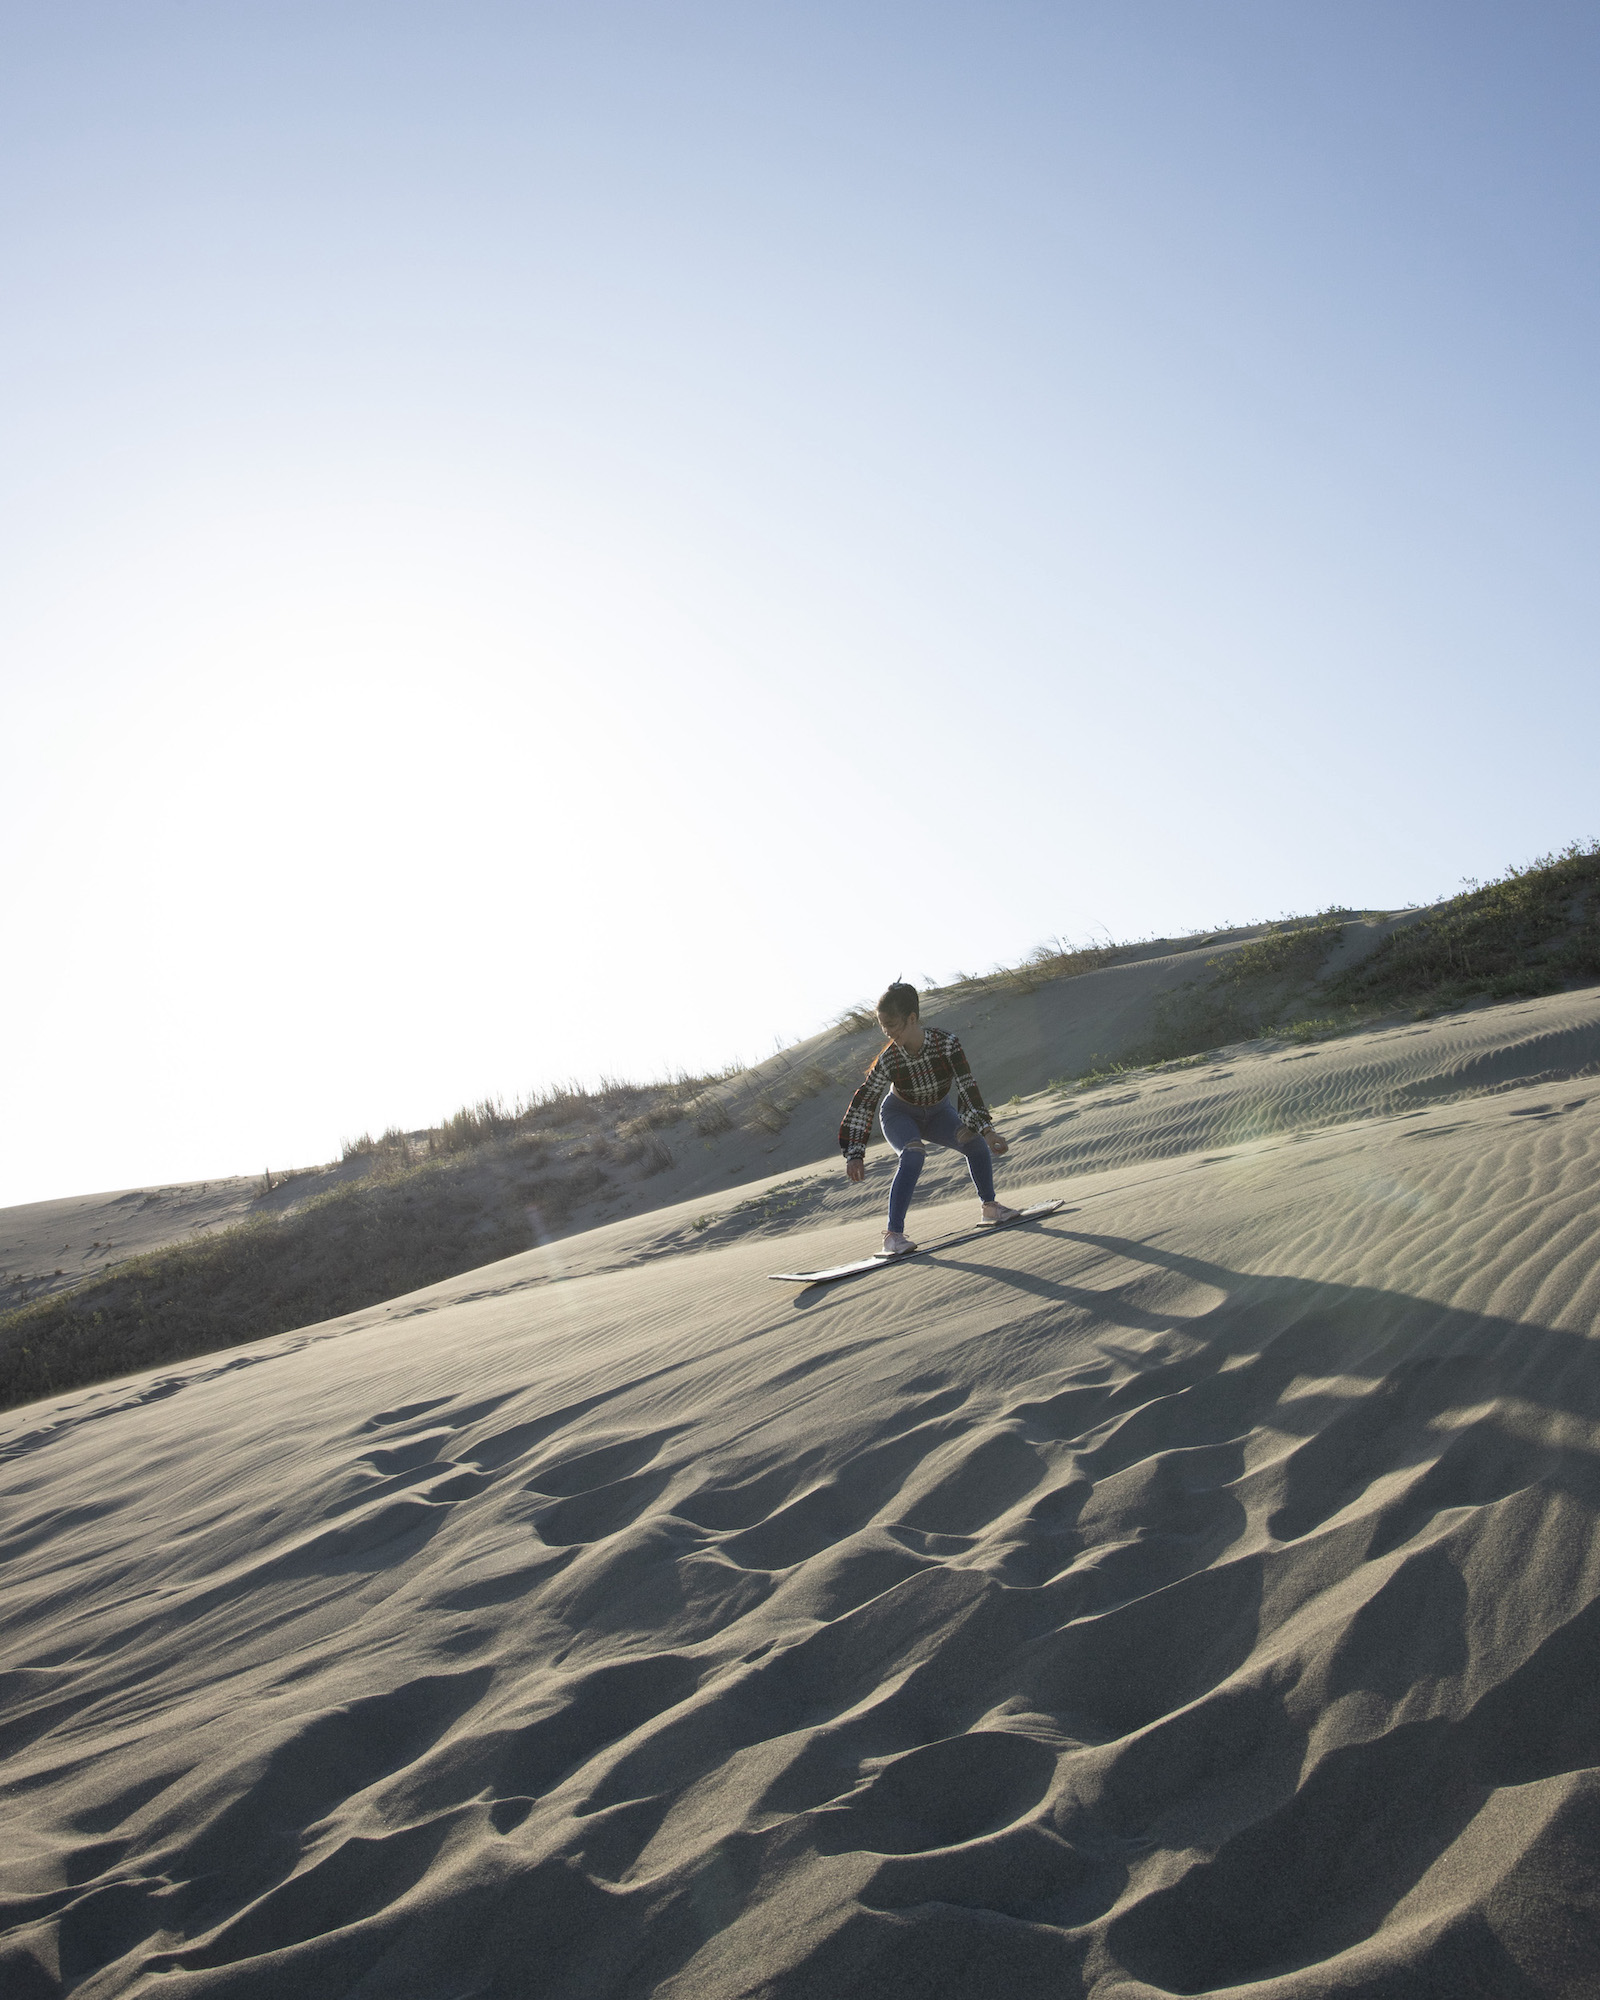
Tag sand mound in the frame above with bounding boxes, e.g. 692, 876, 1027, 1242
0, 906, 1417, 1320
5, 993, 1600, 1996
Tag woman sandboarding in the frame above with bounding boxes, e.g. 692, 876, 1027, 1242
840, 980, 1021, 1255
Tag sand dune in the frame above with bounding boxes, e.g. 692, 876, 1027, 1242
5, 991, 1600, 1995
0, 906, 1425, 1307
0, 1164, 381, 1315
0, 1178, 268, 1312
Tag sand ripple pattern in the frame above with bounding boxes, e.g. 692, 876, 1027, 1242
4, 998, 1600, 1995
1025, 992, 1600, 1186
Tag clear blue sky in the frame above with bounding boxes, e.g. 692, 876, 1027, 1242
4, 2, 1597, 1204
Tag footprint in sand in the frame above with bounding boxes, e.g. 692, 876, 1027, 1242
808, 1732, 1059, 1854
521, 1431, 681, 1545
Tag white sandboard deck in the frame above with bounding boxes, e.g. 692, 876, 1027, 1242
767, 1198, 1066, 1285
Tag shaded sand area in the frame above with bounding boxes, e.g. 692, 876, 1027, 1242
5, 992, 1600, 1996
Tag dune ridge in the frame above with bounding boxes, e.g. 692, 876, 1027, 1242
4, 992, 1600, 1995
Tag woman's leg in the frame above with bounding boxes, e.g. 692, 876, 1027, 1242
879, 1096, 928, 1234
959, 1132, 997, 1204
923, 1098, 998, 1203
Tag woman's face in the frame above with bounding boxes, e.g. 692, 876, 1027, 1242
878, 1010, 920, 1048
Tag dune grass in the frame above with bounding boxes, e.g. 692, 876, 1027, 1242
0, 1161, 531, 1412
1211, 915, 1349, 987
1047, 847, 1600, 1089
989, 938, 1133, 993
1325, 840, 1600, 1009
420, 1068, 735, 1157
1109, 915, 1351, 1071
1281, 1012, 1366, 1043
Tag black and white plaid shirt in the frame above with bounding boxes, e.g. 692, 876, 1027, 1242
838, 1026, 995, 1158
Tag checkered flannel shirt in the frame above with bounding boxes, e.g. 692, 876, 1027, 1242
838, 1026, 995, 1159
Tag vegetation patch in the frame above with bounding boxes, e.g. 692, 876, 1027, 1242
733, 1178, 819, 1227
1127, 914, 1348, 1059
1324, 842, 1600, 1009
1053, 1058, 1145, 1091
630, 1136, 675, 1177
1211, 918, 1348, 988
1281, 1011, 1371, 1044
0, 1156, 563, 1413
994, 939, 1133, 994
1046, 847, 1600, 1082
692, 1095, 734, 1135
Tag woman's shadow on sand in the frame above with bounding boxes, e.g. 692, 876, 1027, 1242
802, 1218, 1600, 1535
788, 1214, 1600, 1754
789, 1224, 1600, 1993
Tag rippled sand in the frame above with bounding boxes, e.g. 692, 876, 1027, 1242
4, 990, 1600, 1997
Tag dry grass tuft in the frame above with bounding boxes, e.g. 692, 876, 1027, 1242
341, 1126, 418, 1166
692, 1095, 734, 1136
996, 938, 1132, 993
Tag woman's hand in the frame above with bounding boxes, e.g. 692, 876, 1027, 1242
846, 1156, 866, 1183
986, 1129, 1010, 1157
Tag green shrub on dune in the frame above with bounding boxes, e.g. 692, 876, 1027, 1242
1327, 840, 1600, 1009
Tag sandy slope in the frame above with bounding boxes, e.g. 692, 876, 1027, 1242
0, 908, 1426, 1305
4, 991, 1600, 1997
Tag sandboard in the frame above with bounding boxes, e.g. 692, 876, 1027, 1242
767, 1199, 1066, 1286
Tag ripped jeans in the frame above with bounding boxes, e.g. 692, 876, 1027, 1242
880, 1090, 995, 1233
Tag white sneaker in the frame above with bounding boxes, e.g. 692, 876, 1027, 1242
882, 1231, 918, 1257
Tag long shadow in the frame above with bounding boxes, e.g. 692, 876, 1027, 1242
916, 1226, 1600, 1989
791, 1204, 1600, 1545
838, 1208, 1600, 1987
784, 1211, 1080, 1310
898, 1249, 1192, 1333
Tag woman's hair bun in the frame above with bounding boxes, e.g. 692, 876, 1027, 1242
876, 980, 919, 1021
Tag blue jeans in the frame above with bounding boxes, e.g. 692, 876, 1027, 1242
880, 1091, 995, 1232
